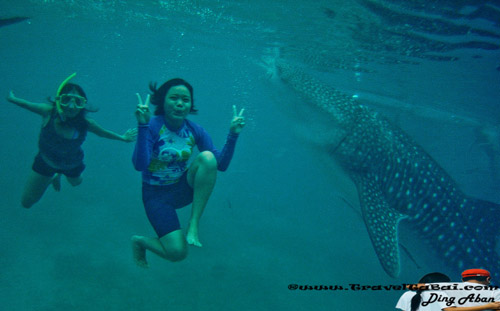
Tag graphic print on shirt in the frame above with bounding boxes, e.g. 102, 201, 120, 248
147, 124, 195, 185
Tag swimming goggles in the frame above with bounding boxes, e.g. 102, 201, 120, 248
56, 94, 87, 108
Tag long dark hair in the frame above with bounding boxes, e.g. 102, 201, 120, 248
149, 78, 198, 116
411, 272, 451, 311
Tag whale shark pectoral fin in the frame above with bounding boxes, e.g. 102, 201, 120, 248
258, 47, 281, 79
356, 175, 407, 278
0, 17, 29, 28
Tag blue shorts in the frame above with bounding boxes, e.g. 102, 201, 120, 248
32, 153, 85, 178
142, 172, 194, 238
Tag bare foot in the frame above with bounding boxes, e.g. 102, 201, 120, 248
52, 174, 61, 192
186, 225, 202, 247
131, 235, 149, 268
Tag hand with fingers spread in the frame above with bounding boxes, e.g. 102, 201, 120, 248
122, 127, 138, 142
230, 105, 245, 135
135, 93, 151, 125
7, 90, 18, 103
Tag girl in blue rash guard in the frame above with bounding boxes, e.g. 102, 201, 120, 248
6, 73, 137, 208
131, 78, 245, 267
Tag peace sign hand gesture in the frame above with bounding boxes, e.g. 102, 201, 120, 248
229, 105, 245, 135
135, 93, 151, 125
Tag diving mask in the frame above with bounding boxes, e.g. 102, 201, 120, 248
56, 94, 87, 109
55, 72, 82, 113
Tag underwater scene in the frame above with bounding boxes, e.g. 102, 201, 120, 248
1, 0, 499, 310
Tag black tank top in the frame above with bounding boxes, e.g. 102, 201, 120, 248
38, 112, 88, 169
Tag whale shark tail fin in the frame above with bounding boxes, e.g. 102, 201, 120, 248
354, 174, 408, 278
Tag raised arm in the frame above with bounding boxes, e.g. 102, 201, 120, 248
194, 105, 244, 171
7, 91, 52, 116
86, 118, 137, 142
444, 301, 500, 310
132, 93, 153, 171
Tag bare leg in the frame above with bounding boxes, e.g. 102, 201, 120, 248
131, 151, 216, 267
21, 171, 54, 208
131, 229, 187, 267
51, 174, 81, 192
52, 173, 62, 192
66, 176, 83, 187
185, 151, 217, 247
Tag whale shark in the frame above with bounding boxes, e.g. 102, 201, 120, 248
273, 59, 500, 279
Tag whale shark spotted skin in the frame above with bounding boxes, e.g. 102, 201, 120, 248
275, 60, 500, 279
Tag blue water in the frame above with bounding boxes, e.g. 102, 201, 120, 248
1, 1, 499, 310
